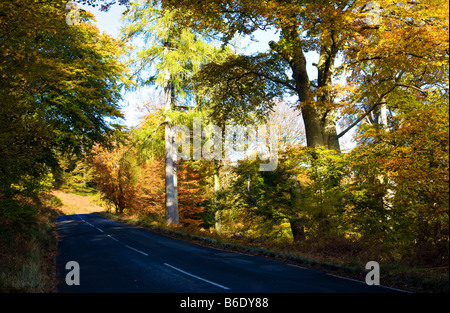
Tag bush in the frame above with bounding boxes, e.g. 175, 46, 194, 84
0, 199, 37, 234
0, 196, 57, 292
47, 196, 63, 208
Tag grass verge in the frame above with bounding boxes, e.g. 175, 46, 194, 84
0, 195, 61, 293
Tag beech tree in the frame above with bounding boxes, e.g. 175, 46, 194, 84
0, 0, 127, 198
77, 0, 449, 153
160, 0, 447, 153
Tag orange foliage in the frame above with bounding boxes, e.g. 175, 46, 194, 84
135, 158, 166, 220
177, 161, 208, 226
90, 144, 139, 214
91, 142, 207, 226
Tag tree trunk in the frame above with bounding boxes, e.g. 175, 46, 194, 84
274, 25, 341, 152
164, 57, 179, 225
317, 37, 341, 151
165, 122, 179, 225
214, 159, 222, 234
290, 219, 306, 243
272, 26, 342, 239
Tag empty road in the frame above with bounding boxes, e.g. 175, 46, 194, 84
56, 214, 401, 293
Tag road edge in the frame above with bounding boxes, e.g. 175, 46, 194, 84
96, 212, 419, 293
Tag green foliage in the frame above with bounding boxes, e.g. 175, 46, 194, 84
225, 147, 348, 241
122, 0, 224, 105
0, 199, 37, 235
47, 196, 63, 208
194, 52, 292, 126
346, 91, 449, 265
59, 155, 96, 194
10, 171, 55, 199
0, 0, 127, 199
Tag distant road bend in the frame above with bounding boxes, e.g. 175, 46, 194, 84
56, 214, 402, 293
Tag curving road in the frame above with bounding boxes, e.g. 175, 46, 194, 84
56, 214, 402, 294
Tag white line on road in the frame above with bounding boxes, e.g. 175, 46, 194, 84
107, 234, 120, 242
164, 263, 230, 290
75, 216, 148, 256
287, 263, 308, 270
125, 244, 149, 256
325, 273, 411, 293
107, 235, 148, 256
77, 215, 104, 233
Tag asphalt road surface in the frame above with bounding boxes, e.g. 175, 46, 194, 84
56, 214, 402, 293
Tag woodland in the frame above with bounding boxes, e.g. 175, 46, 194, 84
0, 0, 448, 292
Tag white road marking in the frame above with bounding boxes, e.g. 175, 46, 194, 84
125, 244, 149, 256
107, 234, 120, 242
326, 273, 365, 284
326, 273, 411, 293
107, 235, 148, 256
164, 263, 230, 290
77, 215, 104, 233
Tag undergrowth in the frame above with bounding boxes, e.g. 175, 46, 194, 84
0, 195, 60, 292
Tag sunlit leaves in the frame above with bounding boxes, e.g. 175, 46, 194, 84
121, 0, 222, 105
70, 0, 449, 266
0, 0, 128, 197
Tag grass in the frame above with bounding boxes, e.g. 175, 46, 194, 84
0, 195, 60, 292
0, 189, 105, 293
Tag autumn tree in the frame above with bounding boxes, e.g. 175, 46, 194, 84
347, 83, 449, 265
340, 0, 449, 264
171, 0, 448, 246
121, 0, 228, 225
157, 0, 446, 152
91, 143, 135, 214
155, 0, 342, 151
0, 0, 127, 200
78, 0, 449, 153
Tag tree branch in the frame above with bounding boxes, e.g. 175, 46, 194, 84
337, 85, 398, 139
395, 83, 428, 96
251, 71, 297, 92
337, 101, 387, 139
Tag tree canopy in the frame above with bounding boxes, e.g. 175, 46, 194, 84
0, 0, 128, 197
